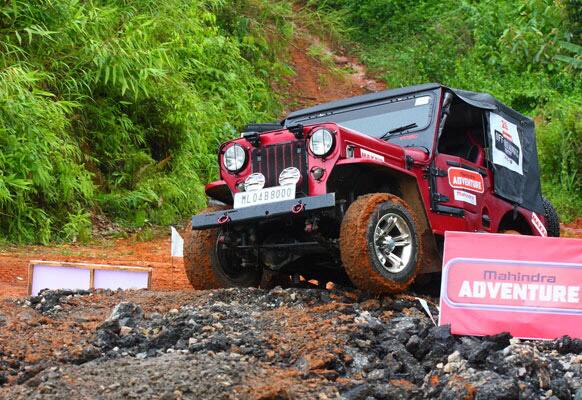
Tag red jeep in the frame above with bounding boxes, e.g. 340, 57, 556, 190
185, 83, 560, 293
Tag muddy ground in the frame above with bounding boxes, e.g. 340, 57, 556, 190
1, 287, 581, 399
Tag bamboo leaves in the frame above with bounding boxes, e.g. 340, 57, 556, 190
0, 0, 289, 242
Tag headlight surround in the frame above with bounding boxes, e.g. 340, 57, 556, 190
223, 144, 246, 172
309, 128, 334, 156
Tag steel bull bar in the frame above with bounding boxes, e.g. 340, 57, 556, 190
191, 193, 336, 230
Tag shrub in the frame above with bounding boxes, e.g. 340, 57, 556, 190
310, 0, 581, 220
0, 0, 291, 242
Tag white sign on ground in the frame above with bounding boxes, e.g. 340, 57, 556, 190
29, 261, 152, 295
171, 226, 184, 257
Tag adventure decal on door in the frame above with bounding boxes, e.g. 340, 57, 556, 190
489, 113, 523, 175
448, 167, 484, 193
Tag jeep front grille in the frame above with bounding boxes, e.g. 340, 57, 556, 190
251, 141, 308, 196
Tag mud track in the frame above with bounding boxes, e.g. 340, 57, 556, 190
1, 288, 581, 399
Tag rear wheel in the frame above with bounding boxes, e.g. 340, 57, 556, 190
340, 193, 421, 294
183, 205, 262, 289
542, 197, 560, 237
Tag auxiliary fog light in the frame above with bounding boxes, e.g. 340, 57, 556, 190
235, 181, 246, 192
244, 173, 266, 192
279, 167, 301, 186
310, 167, 325, 181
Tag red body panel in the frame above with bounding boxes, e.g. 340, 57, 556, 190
206, 115, 545, 238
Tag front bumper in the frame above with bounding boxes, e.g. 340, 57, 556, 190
191, 193, 336, 230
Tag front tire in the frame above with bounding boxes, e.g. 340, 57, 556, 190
339, 193, 421, 294
183, 206, 262, 289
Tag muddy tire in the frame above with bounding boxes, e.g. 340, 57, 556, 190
340, 193, 421, 294
183, 206, 262, 289
542, 197, 560, 237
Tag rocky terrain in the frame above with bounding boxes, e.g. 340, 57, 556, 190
1, 287, 581, 399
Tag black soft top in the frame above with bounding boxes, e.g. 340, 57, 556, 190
284, 83, 532, 127
283, 83, 544, 215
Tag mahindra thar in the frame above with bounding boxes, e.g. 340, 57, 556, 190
184, 83, 560, 293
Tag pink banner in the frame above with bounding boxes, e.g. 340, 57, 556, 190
439, 232, 582, 339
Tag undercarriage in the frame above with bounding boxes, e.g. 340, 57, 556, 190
213, 203, 345, 281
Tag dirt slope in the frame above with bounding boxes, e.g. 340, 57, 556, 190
0, 29, 388, 300
279, 32, 385, 113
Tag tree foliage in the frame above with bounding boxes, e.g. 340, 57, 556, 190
0, 0, 291, 242
309, 0, 581, 220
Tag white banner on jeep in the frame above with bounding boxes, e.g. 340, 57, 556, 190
489, 112, 523, 175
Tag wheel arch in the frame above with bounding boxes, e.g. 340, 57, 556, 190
497, 210, 534, 235
328, 163, 441, 274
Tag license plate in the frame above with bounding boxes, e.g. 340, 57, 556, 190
234, 185, 296, 209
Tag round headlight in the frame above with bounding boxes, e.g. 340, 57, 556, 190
309, 128, 334, 156
223, 144, 246, 172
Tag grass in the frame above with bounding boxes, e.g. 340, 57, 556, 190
306, 0, 582, 221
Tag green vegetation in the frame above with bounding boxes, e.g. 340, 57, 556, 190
0, 0, 293, 243
1, 0, 579, 243
309, 0, 582, 221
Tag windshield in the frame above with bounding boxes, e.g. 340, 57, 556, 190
289, 94, 436, 152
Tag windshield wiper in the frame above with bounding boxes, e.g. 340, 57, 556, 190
380, 122, 418, 140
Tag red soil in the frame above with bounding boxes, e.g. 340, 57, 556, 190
278, 34, 385, 113
0, 235, 190, 298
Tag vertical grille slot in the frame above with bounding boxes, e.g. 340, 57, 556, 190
251, 141, 308, 196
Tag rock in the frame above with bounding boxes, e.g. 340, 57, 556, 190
550, 378, 571, 399
341, 384, 371, 400
94, 319, 121, 349
28, 289, 91, 314
467, 341, 496, 365
119, 326, 133, 336
106, 302, 143, 328
354, 311, 383, 332
391, 298, 416, 311
483, 332, 512, 350
405, 335, 421, 355
416, 325, 455, 362
554, 336, 582, 354
443, 351, 466, 374
8, 287, 582, 399
437, 374, 475, 400
470, 371, 519, 399
367, 369, 385, 380
360, 299, 380, 311
373, 380, 421, 399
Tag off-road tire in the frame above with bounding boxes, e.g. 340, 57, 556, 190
183, 205, 262, 289
542, 197, 560, 237
340, 193, 421, 294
